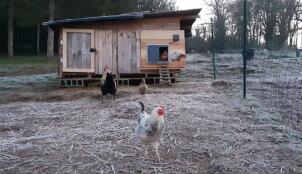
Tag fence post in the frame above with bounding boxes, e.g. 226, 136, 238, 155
211, 18, 216, 80
243, 0, 247, 98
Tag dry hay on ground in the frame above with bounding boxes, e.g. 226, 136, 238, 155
0, 53, 302, 173
0, 82, 301, 174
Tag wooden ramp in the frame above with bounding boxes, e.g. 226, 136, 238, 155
159, 66, 171, 85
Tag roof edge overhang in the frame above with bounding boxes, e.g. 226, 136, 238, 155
42, 8, 202, 31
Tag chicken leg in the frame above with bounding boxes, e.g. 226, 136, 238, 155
153, 142, 161, 163
144, 146, 148, 156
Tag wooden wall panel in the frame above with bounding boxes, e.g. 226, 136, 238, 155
118, 30, 141, 73
102, 30, 113, 71
112, 30, 118, 74
61, 17, 180, 31
131, 31, 137, 72
141, 40, 185, 50
95, 30, 118, 75
140, 30, 185, 70
60, 17, 184, 74
59, 29, 63, 77
136, 30, 141, 72
118, 30, 131, 73
141, 30, 185, 40
141, 23, 179, 30
95, 29, 99, 74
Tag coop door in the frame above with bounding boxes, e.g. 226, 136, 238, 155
118, 30, 140, 73
63, 29, 95, 72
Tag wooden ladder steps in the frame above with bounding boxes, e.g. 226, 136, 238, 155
159, 66, 171, 85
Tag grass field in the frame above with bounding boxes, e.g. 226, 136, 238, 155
0, 55, 58, 76
0, 55, 60, 103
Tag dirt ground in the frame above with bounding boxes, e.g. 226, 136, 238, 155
0, 54, 301, 174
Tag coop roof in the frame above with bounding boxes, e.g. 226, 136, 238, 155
42, 8, 201, 37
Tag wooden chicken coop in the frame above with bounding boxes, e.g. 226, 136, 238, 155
43, 8, 201, 87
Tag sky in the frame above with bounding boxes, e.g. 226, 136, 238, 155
175, 0, 302, 47
175, 0, 212, 25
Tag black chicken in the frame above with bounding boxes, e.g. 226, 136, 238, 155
100, 71, 117, 102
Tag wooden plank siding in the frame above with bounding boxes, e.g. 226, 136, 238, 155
59, 17, 181, 31
118, 30, 140, 73
131, 31, 137, 72
136, 31, 141, 72
112, 30, 118, 75
95, 30, 117, 74
141, 18, 180, 30
140, 30, 186, 70
59, 17, 186, 76
118, 30, 131, 73
59, 29, 63, 77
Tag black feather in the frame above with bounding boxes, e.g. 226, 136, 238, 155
101, 72, 117, 96
146, 122, 158, 136
138, 102, 144, 112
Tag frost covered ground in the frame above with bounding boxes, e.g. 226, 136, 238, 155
0, 54, 301, 174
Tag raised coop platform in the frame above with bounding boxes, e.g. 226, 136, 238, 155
60, 72, 178, 88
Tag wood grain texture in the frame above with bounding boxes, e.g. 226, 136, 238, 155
141, 23, 179, 30
59, 29, 63, 77
119, 30, 141, 73
62, 29, 95, 73
136, 30, 141, 72
59, 16, 188, 75
60, 17, 180, 31
118, 30, 136, 73
141, 30, 184, 40
95, 29, 99, 74
141, 39, 185, 49
96, 30, 113, 74
131, 31, 137, 72
67, 32, 91, 69
112, 29, 118, 74
140, 30, 185, 70
140, 57, 186, 71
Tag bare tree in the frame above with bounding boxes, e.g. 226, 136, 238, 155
276, 0, 301, 48
47, 0, 55, 58
138, 0, 176, 12
251, 0, 302, 49
254, 0, 278, 50
8, 0, 14, 57
204, 0, 229, 50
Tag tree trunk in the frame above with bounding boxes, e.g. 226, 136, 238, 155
37, 24, 40, 54
8, 0, 14, 57
47, 0, 55, 58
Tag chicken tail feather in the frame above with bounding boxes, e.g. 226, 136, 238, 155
138, 101, 145, 112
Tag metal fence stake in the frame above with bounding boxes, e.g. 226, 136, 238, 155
211, 18, 216, 80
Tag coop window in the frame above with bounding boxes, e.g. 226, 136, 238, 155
147, 45, 169, 64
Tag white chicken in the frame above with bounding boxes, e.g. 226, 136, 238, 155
135, 102, 165, 162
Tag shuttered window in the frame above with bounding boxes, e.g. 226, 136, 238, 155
147, 45, 169, 64
147, 45, 160, 64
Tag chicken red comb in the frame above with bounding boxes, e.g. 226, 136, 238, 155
104, 65, 109, 69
